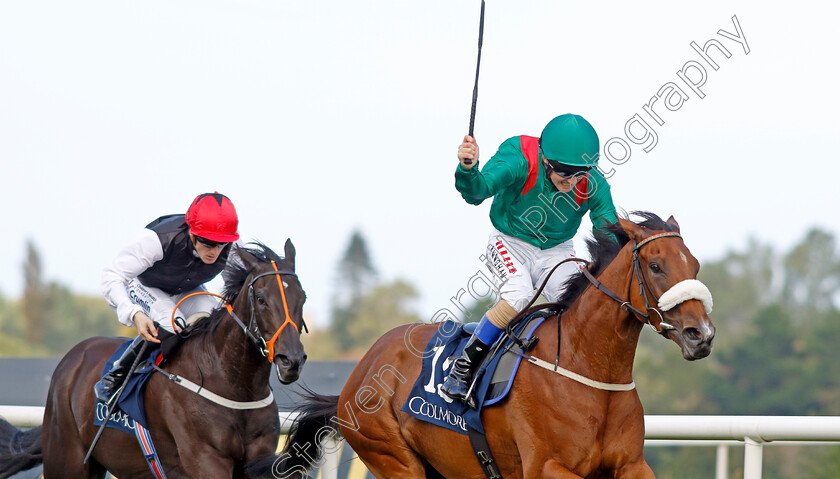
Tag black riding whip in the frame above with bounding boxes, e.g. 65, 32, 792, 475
84, 341, 150, 464
463, 0, 486, 166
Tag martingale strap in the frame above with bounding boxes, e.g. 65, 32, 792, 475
524, 355, 635, 391
152, 364, 275, 410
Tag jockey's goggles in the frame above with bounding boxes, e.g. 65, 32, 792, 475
542, 157, 590, 179
546, 160, 590, 178
539, 146, 591, 178
195, 236, 230, 249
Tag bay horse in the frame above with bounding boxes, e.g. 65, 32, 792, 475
0, 240, 307, 479
273, 214, 715, 478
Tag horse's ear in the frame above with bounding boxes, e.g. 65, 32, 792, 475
666, 215, 681, 233
284, 238, 296, 270
618, 218, 646, 243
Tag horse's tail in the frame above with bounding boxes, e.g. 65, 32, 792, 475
0, 419, 43, 479
282, 390, 342, 473
244, 390, 341, 479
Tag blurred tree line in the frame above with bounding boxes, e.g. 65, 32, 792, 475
301, 230, 423, 360
0, 240, 126, 356
635, 228, 840, 479
3, 227, 840, 478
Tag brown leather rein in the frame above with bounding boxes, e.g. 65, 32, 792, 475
510, 232, 683, 338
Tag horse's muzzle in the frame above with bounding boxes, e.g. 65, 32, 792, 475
274, 352, 307, 384
679, 323, 715, 360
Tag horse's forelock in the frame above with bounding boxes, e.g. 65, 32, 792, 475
631, 211, 672, 232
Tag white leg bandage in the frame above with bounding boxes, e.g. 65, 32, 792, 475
658, 279, 713, 314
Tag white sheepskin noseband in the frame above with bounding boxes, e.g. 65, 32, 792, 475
657, 279, 713, 314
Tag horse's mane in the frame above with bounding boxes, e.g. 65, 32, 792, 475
553, 211, 673, 310
188, 242, 285, 338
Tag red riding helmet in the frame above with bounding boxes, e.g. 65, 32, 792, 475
185, 192, 240, 242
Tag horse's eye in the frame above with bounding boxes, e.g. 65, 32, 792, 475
649, 263, 662, 273
257, 296, 267, 306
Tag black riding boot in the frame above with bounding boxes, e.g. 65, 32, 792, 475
440, 335, 493, 402
94, 336, 149, 404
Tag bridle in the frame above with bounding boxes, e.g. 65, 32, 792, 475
172, 260, 308, 363
577, 232, 682, 336
629, 233, 684, 334
236, 260, 308, 362
502, 230, 700, 393
518, 231, 683, 338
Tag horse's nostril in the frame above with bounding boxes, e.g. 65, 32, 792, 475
683, 328, 701, 342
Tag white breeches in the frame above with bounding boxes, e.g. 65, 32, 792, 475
126, 279, 221, 333
484, 228, 583, 318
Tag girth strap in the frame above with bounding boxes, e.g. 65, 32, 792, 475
468, 425, 502, 479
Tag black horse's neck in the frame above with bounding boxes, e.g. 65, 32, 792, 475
222, 292, 274, 395
177, 293, 273, 402
166, 243, 304, 402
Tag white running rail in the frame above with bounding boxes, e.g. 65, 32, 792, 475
5, 407, 840, 479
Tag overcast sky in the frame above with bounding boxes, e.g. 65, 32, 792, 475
1, 0, 838, 327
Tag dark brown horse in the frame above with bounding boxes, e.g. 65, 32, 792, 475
0, 240, 307, 479
275, 214, 715, 478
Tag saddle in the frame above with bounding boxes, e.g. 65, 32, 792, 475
401, 311, 551, 435
483, 312, 546, 406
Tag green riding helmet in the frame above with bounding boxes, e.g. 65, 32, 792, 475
539, 114, 600, 167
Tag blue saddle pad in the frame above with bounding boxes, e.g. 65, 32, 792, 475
93, 339, 160, 433
401, 314, 547, 435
